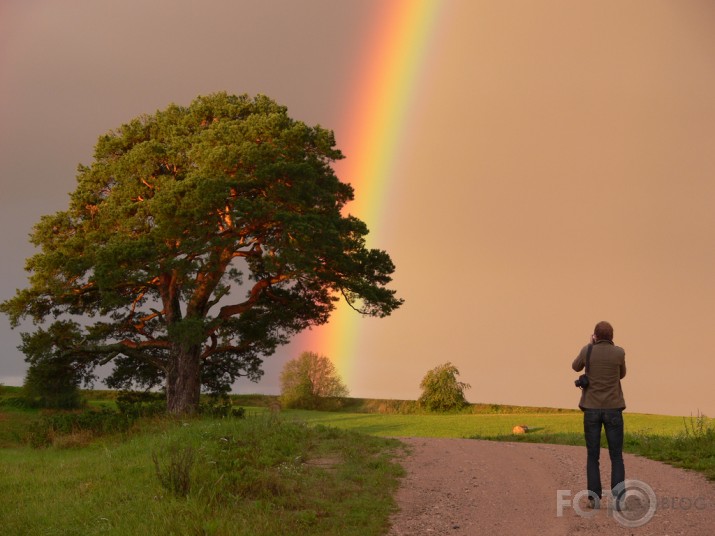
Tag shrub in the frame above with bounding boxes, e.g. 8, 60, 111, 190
26, 409, 134, 448
16, 321, 92, 410
418, 362, 471, 412
354, 398, 420, 414
198, 395, 245, 418
280, 352, 349, 410
23, 361, 83, 409
116, 390, 166, 418
0, 396, 35, 409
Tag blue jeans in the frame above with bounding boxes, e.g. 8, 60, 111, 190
583, 409, 625, 500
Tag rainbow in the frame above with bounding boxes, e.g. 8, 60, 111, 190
299, 0, 447, 385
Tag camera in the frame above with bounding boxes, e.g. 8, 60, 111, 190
575, 374, 589, 389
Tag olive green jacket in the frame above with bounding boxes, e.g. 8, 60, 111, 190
572, 340, 626, 410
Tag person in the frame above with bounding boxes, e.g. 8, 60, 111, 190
572, 320, 627, 509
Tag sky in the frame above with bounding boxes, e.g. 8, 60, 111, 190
2, 0, 715, 417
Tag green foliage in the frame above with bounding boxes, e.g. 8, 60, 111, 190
280, 351, 349, 410
26, 409, 134, 448
339, 398, 421, 414
115, 390, 166, 418
19, 321, 93, 409
198, 395, 246, 418
0, 414, 404, 535
0, 395, 38, 409
1, 92, 402, 414
418, 362, 471, 412
115, 389, 246, 419
229, 393, 281, 408
333, 398, 580, 415
23, 366, 83, 410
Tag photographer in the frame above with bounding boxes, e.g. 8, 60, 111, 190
572, 321, 627, 509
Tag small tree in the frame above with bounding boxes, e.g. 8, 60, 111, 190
280, 351, 349, 409
23, 362, 82, 409
418, 362, 471, 412
20, 321, 90, 409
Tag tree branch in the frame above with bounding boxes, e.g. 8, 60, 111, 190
67, 340, 169, 371
217, 274, 291, 319
201, 340, 251, 361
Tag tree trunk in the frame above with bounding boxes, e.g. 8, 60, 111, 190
166, 344, 202, 414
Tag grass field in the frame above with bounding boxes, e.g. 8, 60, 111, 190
0, 410, 404, 536
279, 407, 689, 440
1, 387, 714, 535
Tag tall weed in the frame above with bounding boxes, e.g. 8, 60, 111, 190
152, 444, 195, 497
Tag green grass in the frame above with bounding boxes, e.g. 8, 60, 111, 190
2, 387, 714, 535
0, 413, 404, 536
0, 406, 40, 447
276, 408, 715, 480
0, 386, 41, 447
279, 407, 688, 439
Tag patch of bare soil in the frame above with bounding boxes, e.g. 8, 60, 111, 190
388, 438, 715, 535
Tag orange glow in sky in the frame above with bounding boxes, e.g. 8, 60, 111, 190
2, 1, 715, 416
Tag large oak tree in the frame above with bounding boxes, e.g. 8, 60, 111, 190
1, 93, 402, 414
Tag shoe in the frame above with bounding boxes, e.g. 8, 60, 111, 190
613, 489, 627, 512
588, 497, 600, 510
613, 495, 626, 512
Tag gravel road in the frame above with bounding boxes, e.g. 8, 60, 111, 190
387, 438, 715, 535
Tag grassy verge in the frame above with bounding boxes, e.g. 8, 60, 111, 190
277, 408, 715, 480
622, 421, 715, 479
466, 413, 715, 480
0, 413, 405, 536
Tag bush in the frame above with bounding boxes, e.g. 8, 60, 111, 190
16, 321, 91, 410
418, 362, 471, 412
23, 362, 83, 409
198, 396, 245, 418
116, 390, 166, 418
280, 352, 349, 410
348, 398, 420, 414
0, 396, 36, 409
26, 409, 134, 448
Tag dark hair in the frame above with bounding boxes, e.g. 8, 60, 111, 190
594, 321, 614, 341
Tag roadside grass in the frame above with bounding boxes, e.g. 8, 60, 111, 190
622, 414, 715, 479
465, 412, 715, 480
2, 386, 713, 535
0, 413, 405, 536
277, 408, 715, 480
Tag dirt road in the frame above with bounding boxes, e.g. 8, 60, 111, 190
387, 438, 715, 535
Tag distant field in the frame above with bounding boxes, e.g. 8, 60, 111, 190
0, 386, 696, 446
278, 408, 690, 441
